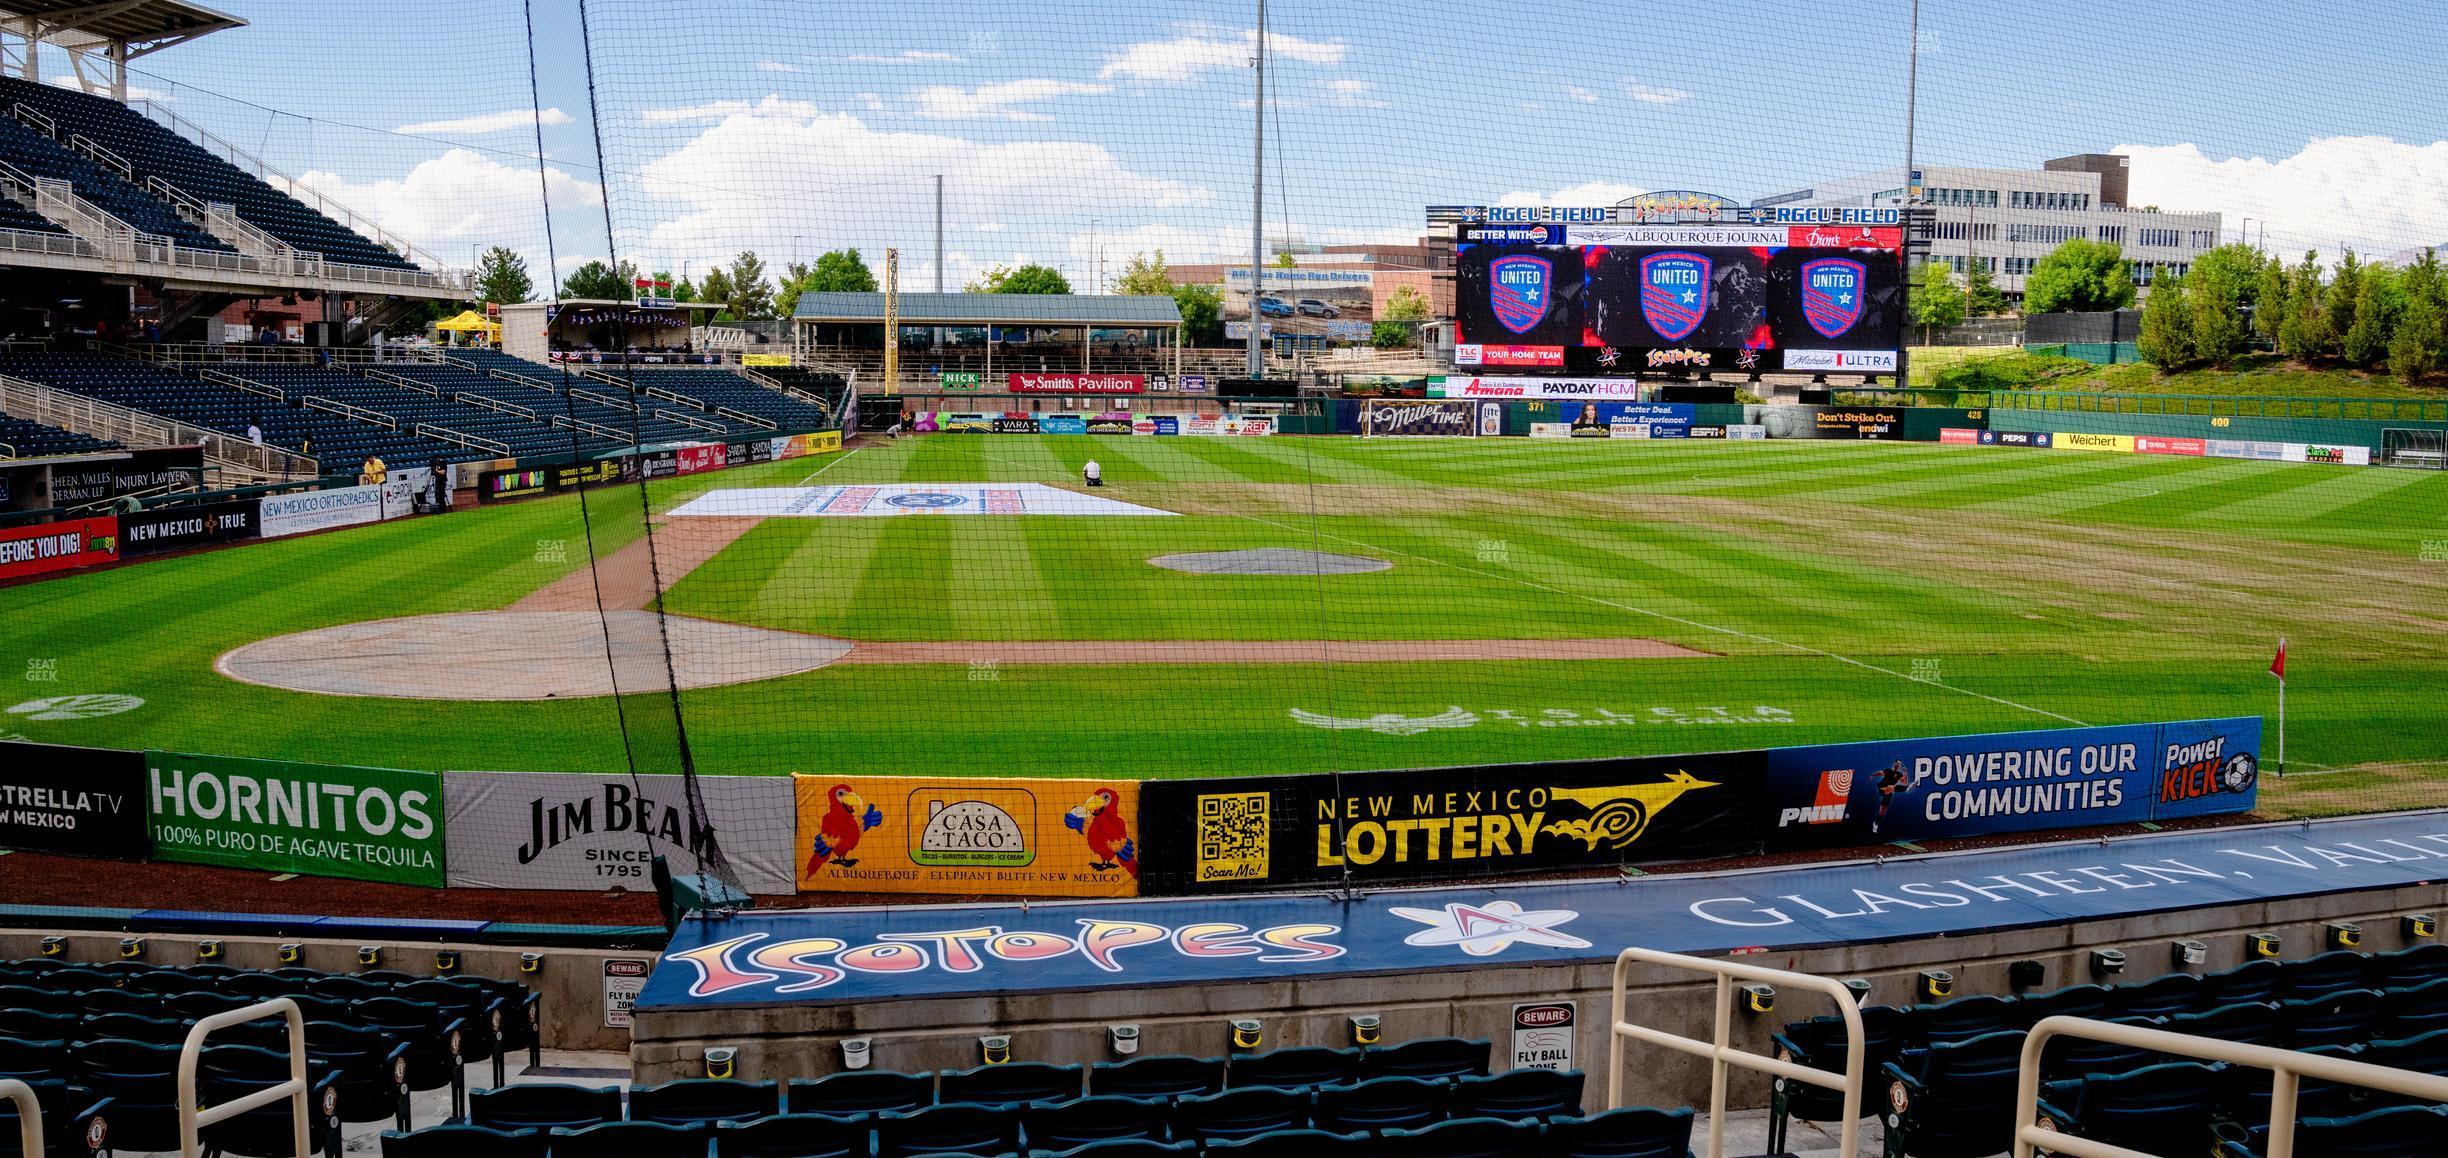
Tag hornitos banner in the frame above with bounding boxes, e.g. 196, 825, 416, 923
258, 484, 385, 538
793, 775, 1142, 897
147, 751, 445, 886
444, 771, 796, 892
1761, 717, 2261, 846
1137, 751, 1768, 893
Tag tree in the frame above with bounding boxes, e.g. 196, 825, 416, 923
2184, 244, 2261, 366
2022, 239, 2136, 314
1370, 320, 1414, 349
1382, 285, 1433, 322
1172, 282, 1222, 345
773, 249, 876, 317
563, 259, 636, 301
2389, 249, 2444, 381
2252, 252, 2291, 346
1274, 251, 1296, 269
715, 251, 773, 320
1962, 260, 2008, 318
2343, 263, 2403, 369
1116, 250, 1174, 297
2326, 249, 2364, 351
2138, 267, 2197, 369
970, 263, 1071, 294
473, 246, 532, 306
2277, 251, 2335, 362
697, 266, 735, 319
1908, 261, 1965, 338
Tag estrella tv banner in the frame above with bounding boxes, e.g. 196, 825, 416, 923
793, 775, 1141, 897
1763, 717, 2261, 846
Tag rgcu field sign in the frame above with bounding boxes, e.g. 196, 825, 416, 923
147, 752, 445, 886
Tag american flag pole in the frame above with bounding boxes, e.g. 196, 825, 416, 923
2272, 638, 2287, 776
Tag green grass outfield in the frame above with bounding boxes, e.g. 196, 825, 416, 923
5, 434, 2445, 815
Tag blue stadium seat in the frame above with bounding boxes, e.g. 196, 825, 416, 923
872, 1102, 1020, 1157
549, 1121, 716, 1158
1017, 1094, 1172, 1150
2280, 988, 2385, 1048
1883, 1030, 2027, 1158
2112, 972, 2204, 1019
1089, 1055, 1225, 1099
788, 1072, 934, 1116
0, 1038, 71, 1082
2382, 977, 2448, 1037
629, 1080, 784, 1127
2165, 1001, 2282, 1047
0, 1078, 109, 1158
193, 1042, 345, 1158
2374, 943, 2448, 990
2279, 951, 2378, 1001
1769, 1003, 1913, 1129
1541, 1106, 1696, 1158
1448, 1070, 1584, 1122
1037, 1140, 1193, 1158
470, 1082, 622, 1131
1356, 1038, 1491, 1081
2038, 1014, 2167, 1080
1174, 1087, 1310, 1143
711, 1114, 874, 1158
381, 1125, 549, 1158
1312, 1075, 1446, 1134
2218, 1102, 2448, 1157
2202, 960, 2281, 1006
937, 1061, 1082, 1106
1202, 1128, 1373, 1156
1913, 995, 2018, 1047
2019, 983, 2113, 1025
1227, 1047, 1361, 1090
1378, 1116, 1542, 1157
2037, 1061, 2221, 1154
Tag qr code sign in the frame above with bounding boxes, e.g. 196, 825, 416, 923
1194, 792, 1272, 884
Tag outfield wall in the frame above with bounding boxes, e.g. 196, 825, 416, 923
1990, 408, 2448, 455
0, 717, 2261, 899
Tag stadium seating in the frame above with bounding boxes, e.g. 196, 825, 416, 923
785, 1072, 934, 1116
1223, 1046, 1361, 1090
0, 1077, 110, 1158
0, 77, 418, 270
0, 112, 231, 252
549, 1120, 713, 1158
1089, 1055, 1226, 1099
0, 409, 120, 458
380, 1124, 550, 1158
1882, 1029, 2024, 1157
874, 1102, 1022, 1157
710, 1115, 871, 1158
1018, 1095, 1173, 1151
1354, 1037, 1491, 1081
2038, 1061, 2223, 1154
2219, 1102, 2448, 1157
1541, 1106, 1697, 1158
628, 1079, 785, 1127
0, 189, 67, 235
1312, 1075, 1445, 1133
470, 1083, 623, 1131
1379, 1115, 1542, 1156
937, 1061, 1083, 1106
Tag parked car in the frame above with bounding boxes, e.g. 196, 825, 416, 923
1255, 296, 1295, 317
1296, 298, 1341, 318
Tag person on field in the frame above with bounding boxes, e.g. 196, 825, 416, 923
1083, 459, 1103, 487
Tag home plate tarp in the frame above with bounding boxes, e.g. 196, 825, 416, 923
669, 484, 1176, 518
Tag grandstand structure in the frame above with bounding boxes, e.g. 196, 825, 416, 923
0, 0, 468, 350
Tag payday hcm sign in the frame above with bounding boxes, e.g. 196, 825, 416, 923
147, 751, 445, 886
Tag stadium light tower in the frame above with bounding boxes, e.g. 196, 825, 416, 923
1246, 0, 1267, 379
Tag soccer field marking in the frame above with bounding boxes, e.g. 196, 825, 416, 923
795, 446, 862, 485
1218, 508, 2091, 728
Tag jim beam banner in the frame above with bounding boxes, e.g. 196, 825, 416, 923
147, 751, 444, 886
444, 771, 795, 892
1137, 750, 1769, 893
793, 775, 1142, 897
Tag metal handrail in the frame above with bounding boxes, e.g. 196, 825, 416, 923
300, 396, 399, 430
657, 408, 730, 435
178, 998, 310, 1158
451, 390, 537, 421
568, 385, 637, 411
548, 414, 633, 443
1610, 947, 1864, 1158
66, 134, 133, 180
643, 385, 706, 409
2013, 1015, 2448, 1158
0, 372, 312, 478
9, 102, 53, 136
487, 368, 560, 393
200, 368, 285, 402
0, 1078, 41, 1158
416, 425, 510, 456
363, 369, 439, 396
712, 406, 777, 431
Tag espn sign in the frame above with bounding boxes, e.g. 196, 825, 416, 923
1007, 373, 1146, 394
1777, 769, 1852, 827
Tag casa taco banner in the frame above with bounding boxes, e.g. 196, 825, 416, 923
793, 775, 1142, 897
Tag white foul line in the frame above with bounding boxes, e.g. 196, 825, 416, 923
796, 446, 863, 485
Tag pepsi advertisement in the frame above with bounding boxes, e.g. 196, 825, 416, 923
1456, 232, 1903, 370
1763, 717, 2261, 847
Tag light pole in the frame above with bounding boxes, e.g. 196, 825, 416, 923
1245, 0, 1267, 380
1897, 0, 1922, 390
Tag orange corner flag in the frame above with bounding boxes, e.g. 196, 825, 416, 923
2269, 640, 2287, 680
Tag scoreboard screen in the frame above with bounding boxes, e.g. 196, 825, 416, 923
1454, 225, 1906, 373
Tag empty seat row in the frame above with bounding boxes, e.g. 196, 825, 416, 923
0, 409, 120, 457
0, 111, 232, 252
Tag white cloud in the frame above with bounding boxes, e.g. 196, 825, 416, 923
622, 97, 1214, 280
756, 60, 798, 73
1327, 79, 1389, 108
848, 50, 963, 65
1494, 180, 1649, 209
860, 92, 886, 113
911, 78, 1112, 121
2116, 137, 2448, 259
1100, 29, 1346, 83
1622, 79, 1692, 105
395, 108, 573, 136
294, 148, 599, 272
641, 101, 758, 125
1565, 85, 1599, 104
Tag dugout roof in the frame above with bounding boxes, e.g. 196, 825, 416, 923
793, 292, 1183, 329
0, 0, 244, 54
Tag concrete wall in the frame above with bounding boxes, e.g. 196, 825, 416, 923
0, 931, 651, 1053
632, 884, 2448, 1111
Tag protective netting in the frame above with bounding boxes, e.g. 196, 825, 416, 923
0, 1, 2442, 902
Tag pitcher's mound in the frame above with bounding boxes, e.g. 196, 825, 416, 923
217, 611, 854, 700
1150, 548, 1391, 575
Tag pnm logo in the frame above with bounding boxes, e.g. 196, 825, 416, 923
1801, 257, 1867, 338
1488, 255, 1553, 334
1778, 769, 1852, 827
1639, 252, 1711, 341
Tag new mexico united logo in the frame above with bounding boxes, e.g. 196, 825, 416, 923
1488, 255, 1553, 334
1540, 771, 1717, 851
1639, 251, 1711, 341
1800, 257, 1867, 338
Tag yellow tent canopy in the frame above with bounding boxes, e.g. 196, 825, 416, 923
433, 310, 501, 335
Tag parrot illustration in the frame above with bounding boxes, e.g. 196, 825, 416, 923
1063, 788, 1137, 877
806, 784, 883, 873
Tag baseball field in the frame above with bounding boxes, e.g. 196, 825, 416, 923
5, 433, 2444, 816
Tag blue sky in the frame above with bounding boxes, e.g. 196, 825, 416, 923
84, 0, 2448, 283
